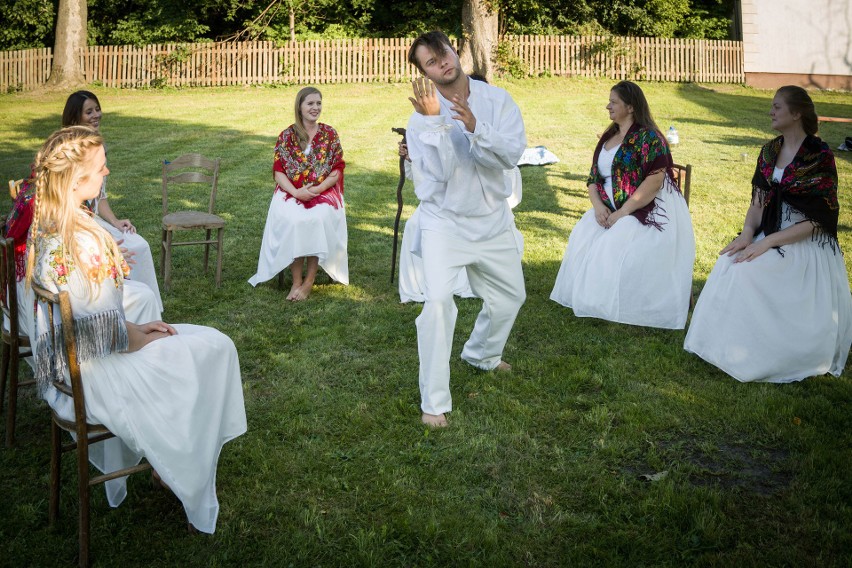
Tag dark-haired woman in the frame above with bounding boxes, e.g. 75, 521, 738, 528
550, 81, 695, 329
684, 86, 852, 382
62, 90, 162, 309
248, 86, 347, 300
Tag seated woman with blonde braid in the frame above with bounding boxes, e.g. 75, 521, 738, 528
28, 126, 246, 533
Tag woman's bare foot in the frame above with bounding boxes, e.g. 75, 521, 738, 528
494, 360, 512, 372
421, 413, 448, 427
289, 282, 313, 301
287, 283, 301, 300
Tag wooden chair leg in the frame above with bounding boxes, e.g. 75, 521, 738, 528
78, 439, 91, 568
160, 229, 167, 276
203, 229, 212, 274
215, 228, 223, 287
0, 342, 9, 418
49, 420, 61, 524
5, 346, 19, 447
163, 231, 173, 292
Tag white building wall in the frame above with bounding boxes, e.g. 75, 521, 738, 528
742, 0, 851, 77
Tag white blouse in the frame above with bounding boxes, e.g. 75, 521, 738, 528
598, 144, 619, 207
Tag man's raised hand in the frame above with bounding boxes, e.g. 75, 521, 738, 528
409, 78, 440, 116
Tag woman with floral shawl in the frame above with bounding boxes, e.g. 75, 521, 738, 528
5, 174, 161, 336
685, 86, 852, 382
550, 81, 695, 329
28, 126, 247, 532
248, 87, 348, 300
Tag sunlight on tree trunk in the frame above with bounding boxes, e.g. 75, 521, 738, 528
459, 0, 498, 83
290, 6, 296, 41
47, 0, 86, 88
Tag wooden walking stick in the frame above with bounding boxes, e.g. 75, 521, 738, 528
390, 127, 407, 283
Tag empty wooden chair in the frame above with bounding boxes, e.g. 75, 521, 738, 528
0, 235, 34, 447
33, 283, 152, 568
161, 154, 224, 291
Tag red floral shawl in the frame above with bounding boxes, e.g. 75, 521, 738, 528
587, 122, 677, 230
273, 123, 345, 209
3, 172, 35, 281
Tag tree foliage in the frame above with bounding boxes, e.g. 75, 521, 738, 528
0, 0, 738, 50
0, 0, 56, 50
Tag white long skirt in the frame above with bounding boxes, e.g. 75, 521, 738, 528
96, 217, 163, 312
550, 178, 695, 329
44, 324, 247, 533
684, 216, 852, 383
248, 192, 348, 286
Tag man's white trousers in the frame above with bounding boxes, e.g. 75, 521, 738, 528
417, 228, 526, 415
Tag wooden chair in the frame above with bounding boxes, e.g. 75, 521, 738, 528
161, 153, 224, 291
390, 127, 407, 283
32, 283, 152, 568
671, 162, 692, 207
0, 236, 34, 447
9, 178, 24, 199
671, 163, 695, 309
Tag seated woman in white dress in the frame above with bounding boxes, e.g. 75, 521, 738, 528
28, 126, 247, 533
550, 81, 695, 329
248, 86, 348, 301
4, 180, 161, 336
684, 86, 852, 383
62, 90, 162, 311
396, 142, 522, 303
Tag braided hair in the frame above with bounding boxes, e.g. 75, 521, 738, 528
26, 126, 124, 294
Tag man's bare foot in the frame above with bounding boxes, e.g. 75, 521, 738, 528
286, 283, 301, 300
494, 360, 512, 372
421, 413, 448, 427
289, 283, 313, 301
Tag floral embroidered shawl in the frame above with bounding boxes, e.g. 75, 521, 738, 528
273, 123, 345, 209
30, 219, 130, 392
752, 134, 839, 250
587, 122, 678, 229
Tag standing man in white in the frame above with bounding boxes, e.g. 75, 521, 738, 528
405, 31, 527, 427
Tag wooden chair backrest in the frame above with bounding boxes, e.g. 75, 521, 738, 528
8, 179, 24, 200
30, 284, 87, 439
161, 153, 221, 217
671, 163, 692, 207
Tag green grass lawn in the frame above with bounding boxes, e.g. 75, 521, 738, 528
0, 78, 850, 567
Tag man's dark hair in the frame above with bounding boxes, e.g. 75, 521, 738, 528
408, 31, 455, 74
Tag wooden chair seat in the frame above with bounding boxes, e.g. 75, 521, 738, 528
162, 211, 225, 231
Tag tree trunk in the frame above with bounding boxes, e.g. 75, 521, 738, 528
459, 0, 498, 83
46, 0, 87, 88
290, 7, 296, 42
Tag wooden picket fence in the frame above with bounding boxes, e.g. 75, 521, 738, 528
0, 35, 743, 92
